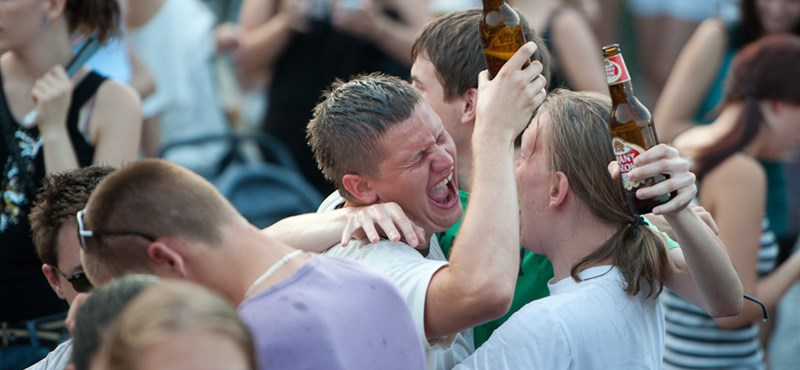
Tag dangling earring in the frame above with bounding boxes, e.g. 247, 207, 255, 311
44, 19, 52, 28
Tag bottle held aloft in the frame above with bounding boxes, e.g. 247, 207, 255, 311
603, 43, 671, 216
480, 0, 527, 79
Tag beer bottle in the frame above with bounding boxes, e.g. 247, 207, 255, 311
480, 0, 526, 79
602, 43, 670, 216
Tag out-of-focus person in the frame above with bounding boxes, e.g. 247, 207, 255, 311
235, 0, 430, 196
1, 1, 140, 368
663, 34, 800, 370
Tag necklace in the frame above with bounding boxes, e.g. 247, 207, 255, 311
244, 250, 304, 299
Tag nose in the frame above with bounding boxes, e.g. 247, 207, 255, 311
430, 145, 454, 173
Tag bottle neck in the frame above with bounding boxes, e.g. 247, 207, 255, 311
608, 81, 636, 104
482, 0, 505, 11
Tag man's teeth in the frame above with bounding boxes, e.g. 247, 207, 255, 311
432, 173, 453, 190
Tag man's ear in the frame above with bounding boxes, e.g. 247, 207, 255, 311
461, 88, 479, 125
549, 171, 569, 207
342, 173, 378, 204
42, 264, 66, 300
146, 242, 188, 278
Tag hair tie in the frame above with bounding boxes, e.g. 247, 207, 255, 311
630, 215, 647, 227
629, 215, 647, 234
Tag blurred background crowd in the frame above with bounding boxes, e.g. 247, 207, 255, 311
1, 0, 798, 369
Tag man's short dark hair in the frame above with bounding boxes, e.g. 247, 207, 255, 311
307, 73, 423, 201
411, 8, 552, 102
29, 166, 115, 266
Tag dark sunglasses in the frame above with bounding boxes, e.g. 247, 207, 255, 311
76, 209, 157, 249
51, 265, 93, 293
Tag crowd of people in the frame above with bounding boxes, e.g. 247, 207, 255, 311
2, 0, 799, 369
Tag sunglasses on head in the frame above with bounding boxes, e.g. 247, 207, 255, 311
76, 209, 156, 249
51, 265, 93, 293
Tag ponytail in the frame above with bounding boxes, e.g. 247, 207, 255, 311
65, 0, 121, 42
571, 216, 670, 298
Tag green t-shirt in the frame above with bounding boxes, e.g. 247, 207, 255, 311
436, 190, 680, 347
436, 190, 553, 347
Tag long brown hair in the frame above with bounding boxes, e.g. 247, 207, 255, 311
693, 34, 800, 180
540, 90, 670, 298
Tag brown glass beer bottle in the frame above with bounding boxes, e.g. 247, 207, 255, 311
602, 43, 670, 216
480, 0, 526, 79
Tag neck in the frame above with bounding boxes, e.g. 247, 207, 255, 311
541, 202, 617, 281
456, 142, 473, 193
2, 21, 72, 80
125, 0, 167, 30
215, 222, 302, 306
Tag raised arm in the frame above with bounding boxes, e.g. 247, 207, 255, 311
624, 144, 743, 317
653, 19, 728, 143
423, 43, 547, 339
551, 7, 608, 94
330, 0, 430, 66
236, 0, 304, 85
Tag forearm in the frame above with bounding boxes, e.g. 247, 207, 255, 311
264, 208, 352, 253
237, 14, 295, 81
367, 15, 417, 66
41, 125, 80, 174
448, 133, 520, 312
716, 252, 800, 329
664, 208, 743, 316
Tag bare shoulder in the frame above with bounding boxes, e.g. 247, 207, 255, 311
87, 79, 142, 140
93, 79, 141, 116
701, 154, 766, 206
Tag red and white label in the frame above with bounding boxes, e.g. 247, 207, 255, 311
605, 54, 630, 85
613, 137, 644, 190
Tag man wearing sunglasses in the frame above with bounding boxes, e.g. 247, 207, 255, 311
25, 166, 114, 370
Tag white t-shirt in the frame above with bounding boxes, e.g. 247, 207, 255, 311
318, 192, 474, 370
25, 339, 72, 370
127, 0, 228, 176
455, 265, 664, 370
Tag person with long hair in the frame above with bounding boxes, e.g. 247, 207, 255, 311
0, 1, 140, 367
455, 89, 741, 369
655, 0, 800, 265
664, 34, 800, 370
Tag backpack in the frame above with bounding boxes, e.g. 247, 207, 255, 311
160, 133, 323, 228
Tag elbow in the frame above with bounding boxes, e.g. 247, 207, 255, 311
706, 295, 743, 318
470, 279, 514, 320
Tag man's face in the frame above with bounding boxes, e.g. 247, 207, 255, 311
368, 102, 462, 234
410, 56, 468, 144
515, 113, 552, 252
53, 221, 86, 304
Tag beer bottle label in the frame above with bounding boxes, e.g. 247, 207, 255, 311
604, 54, 630, 85
612, 137, 644, 190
